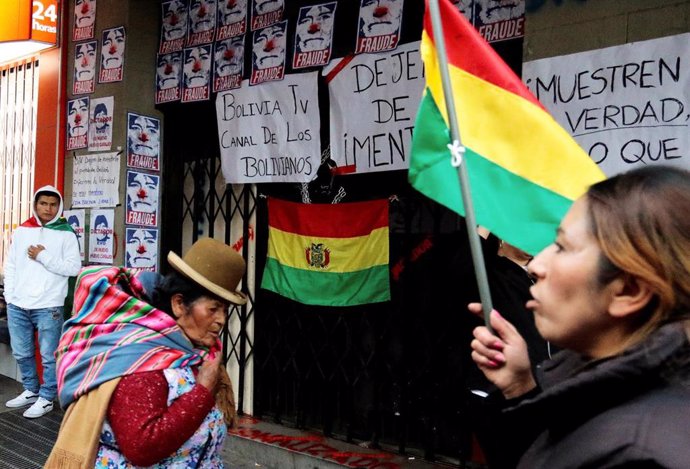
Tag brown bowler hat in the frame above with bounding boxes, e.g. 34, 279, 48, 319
167, 237, 248, 305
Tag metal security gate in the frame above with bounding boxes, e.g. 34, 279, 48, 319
0, 59, 39, 271
169, 143, 490, 466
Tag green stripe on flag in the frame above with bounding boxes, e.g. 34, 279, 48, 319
262, 258, 390, 307
410, 91, 573, 255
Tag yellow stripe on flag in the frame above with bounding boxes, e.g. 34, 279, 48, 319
267, 226, 389, 273
422, 32, 604, 201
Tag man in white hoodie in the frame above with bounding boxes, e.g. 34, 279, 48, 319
3, 186, 81, 418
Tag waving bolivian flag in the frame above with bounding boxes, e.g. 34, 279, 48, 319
261, 198, 390, 307
409, 0, 605, 255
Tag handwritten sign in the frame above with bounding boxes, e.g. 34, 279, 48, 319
523, 33, 690, 176
72, 152, 120, 208
216, 71, 320, 183
328, 41, 425, 174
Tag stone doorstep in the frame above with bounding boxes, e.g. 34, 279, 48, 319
221, 416, 458, 469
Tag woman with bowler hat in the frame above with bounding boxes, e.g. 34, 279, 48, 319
47, 238, 247, 468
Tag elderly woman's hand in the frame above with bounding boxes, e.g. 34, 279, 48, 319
469, 304, 537, 399
197, 352, 222, 393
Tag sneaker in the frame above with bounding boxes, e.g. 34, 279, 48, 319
22, 397, 53, 418
5, 389, 39, 408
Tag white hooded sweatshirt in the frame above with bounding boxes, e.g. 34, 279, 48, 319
3, 185, 82, 309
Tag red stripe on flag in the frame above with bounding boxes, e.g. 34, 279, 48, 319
423, 0, 543, 110
333, 164, 357, 175
268, 198, 388, 238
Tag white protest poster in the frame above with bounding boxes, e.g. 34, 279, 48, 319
216, 71, 320, 183
127, 113, 161, 171
186, 0, 217, 47
250, 0, 283, 30
63, 209, 86, 261
160, 0, 188, 54
125, 170, 160, 227
523, 33, 690, 176
73, 41, 97, 94
125, 227, 159, 272
99, 26, 126, 83
216, 0, 247, 40
73, 0, 96, 41
355, 0, 404, 54
88, 209, 114, 264
327, 41, 425, 174
88, 96, 114, 152
72, 152, 120, 207
67, 97, 89, 150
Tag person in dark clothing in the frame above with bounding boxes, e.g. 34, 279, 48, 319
471, 166, 690, 469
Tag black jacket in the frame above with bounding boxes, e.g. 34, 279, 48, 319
504, 321, 690, 469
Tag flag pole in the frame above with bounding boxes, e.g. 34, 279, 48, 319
427, 0, 495, 331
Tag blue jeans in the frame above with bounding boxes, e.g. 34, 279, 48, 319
6, 304, 64, 401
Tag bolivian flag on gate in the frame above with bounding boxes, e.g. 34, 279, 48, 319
261, 198, 390, 307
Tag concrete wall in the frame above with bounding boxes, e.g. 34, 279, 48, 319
524, 0, 690, 61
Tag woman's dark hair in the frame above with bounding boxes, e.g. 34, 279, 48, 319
149, 271, 224, 317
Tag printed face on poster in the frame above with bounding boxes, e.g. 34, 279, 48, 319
160, 0, 188, 53
216, 0, 247, 40
292, 2, 336, 70
156, 52, 183, 103
127, 113, 161, 170
72, 152, 120, 208
182, 45, 212, 102
63, 209, 86, 261
88, 209, 114, 264
74, 41, 97, 94
125, 227, 159, 271
328, 41, 425, 174
250, 21, 286, 85
73, 0, 96, 41
67, 97, 89, 150
88, 96, 114, 152
216, 71, 321, 183
523, 32, 690, 176
126, 170, 160, 227
473, 0, 524, 43
187, 0, 217, 47
251, 0, 283, 30
355, 0, 403, 54
213, 36, 244, 92
99, 26, 125, 83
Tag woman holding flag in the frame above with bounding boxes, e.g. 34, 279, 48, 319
470, 166, 690, 468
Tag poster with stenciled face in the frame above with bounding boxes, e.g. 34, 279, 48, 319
450, 0, 473, 21
74, 40, 97, 94
250, 0, 283, 31
125, 170, 160, 227
73, 0, 96, 41
88, 208, 115, 264
125, 227, 159, 272
355, 0, 404, 54
250, 20, 286, 86
66, 97, 89, 150
156, 52, 183, 104
213, 36, 244, 92
182, 45, 212, 102
216, 0, 247, 40
292, 2, 336, 70
99, 26, 126, 83
63, 209, 86, 261
127, 112, 161, 171
88, 96, 114, 152
186, 0, 217, 47
160, 0, 188, 53
473, 0, 525, 43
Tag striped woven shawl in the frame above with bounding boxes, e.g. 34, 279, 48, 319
56, 266, 210, 408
